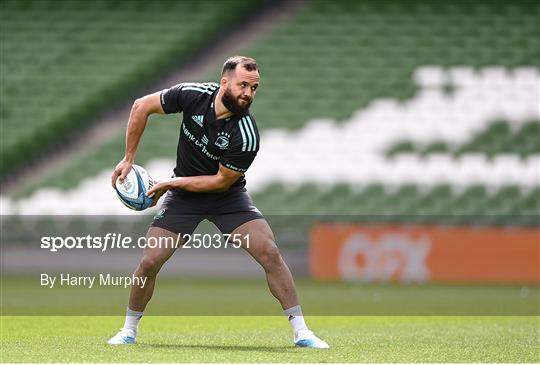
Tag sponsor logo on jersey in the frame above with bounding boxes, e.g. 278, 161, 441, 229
182, 123, 219, 161
215, 132, 231, 150
225, 163, 247, 172
192, 115, 204, 127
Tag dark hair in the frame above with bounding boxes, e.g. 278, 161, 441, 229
221, 56, 259, 76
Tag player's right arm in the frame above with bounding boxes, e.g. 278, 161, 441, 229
111, 92, 164, 188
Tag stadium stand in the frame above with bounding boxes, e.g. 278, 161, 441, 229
1, 0, 539, 227
386, 120, 540, 158
1, 0, 259, 175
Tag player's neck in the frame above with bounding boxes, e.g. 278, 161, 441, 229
214, 89, 234, 120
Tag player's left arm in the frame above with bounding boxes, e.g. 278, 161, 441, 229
147, 164, 243, 199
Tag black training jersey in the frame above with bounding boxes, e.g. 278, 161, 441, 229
160, 82, 259, 193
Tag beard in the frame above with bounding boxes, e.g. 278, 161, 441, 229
221, 87, 252, 116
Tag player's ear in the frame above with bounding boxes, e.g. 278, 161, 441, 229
220, 76, 228, 87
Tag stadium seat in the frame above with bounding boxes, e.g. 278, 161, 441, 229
3, 0, 539, 228
1, 0, 260, 175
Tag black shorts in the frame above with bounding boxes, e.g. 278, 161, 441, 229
150, 189, 265, 235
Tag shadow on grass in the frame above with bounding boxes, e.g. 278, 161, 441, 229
137, 343, 298, 353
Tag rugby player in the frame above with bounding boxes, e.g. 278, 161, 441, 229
108, 56, 328, 348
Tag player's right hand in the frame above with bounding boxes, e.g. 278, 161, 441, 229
111, 158, 133, 188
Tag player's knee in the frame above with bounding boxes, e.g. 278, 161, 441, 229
259, 242, 282, 270
138, 255, 162, 277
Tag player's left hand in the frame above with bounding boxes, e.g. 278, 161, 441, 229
146, 180, 169, 207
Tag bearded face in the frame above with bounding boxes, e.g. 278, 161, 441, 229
221, 85, 252, 116
220, 66, 259, 116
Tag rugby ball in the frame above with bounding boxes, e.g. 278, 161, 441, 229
115, 165, 154, 211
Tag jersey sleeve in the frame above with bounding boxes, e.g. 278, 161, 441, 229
220, 116, 259, 173
159, 83, 190, 114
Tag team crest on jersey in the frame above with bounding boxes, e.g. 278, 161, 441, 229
215, 132, 231, 150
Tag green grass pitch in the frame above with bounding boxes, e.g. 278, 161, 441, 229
1, 278, 539, 362
1, 316, 538, 362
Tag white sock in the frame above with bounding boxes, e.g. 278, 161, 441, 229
122, 307, 143, 335
284, 305, 308, 334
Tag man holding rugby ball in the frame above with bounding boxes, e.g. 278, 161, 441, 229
108, 56, 328, 349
